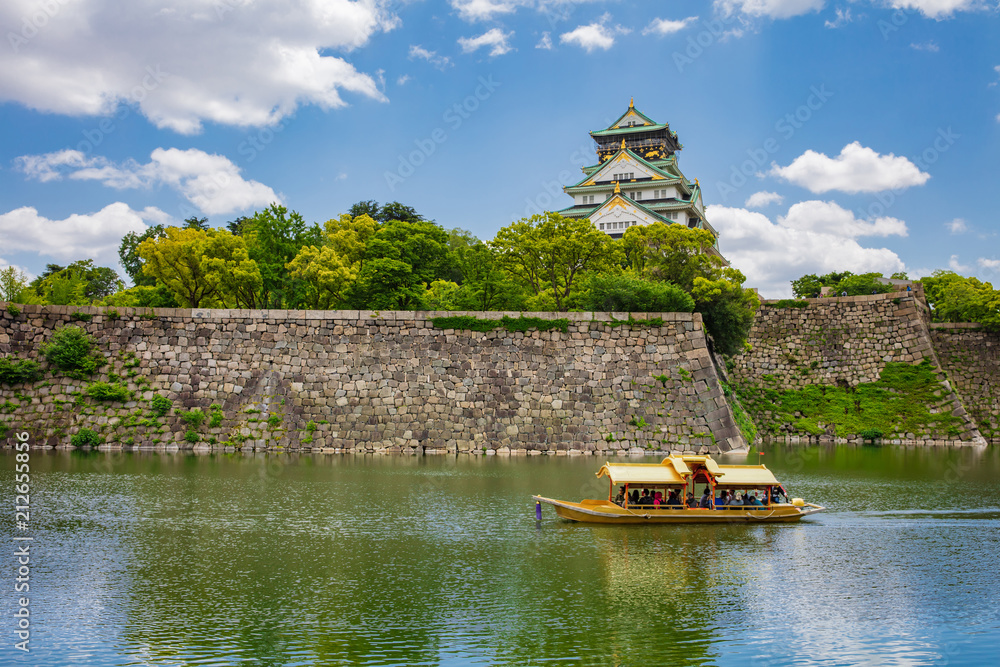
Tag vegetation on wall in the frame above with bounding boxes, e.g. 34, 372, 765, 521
0, 357, 42, 385
734, 361, 963, 440
39, 326, 104, 378
430, 315, 570, 334
919, 271, 1000, 331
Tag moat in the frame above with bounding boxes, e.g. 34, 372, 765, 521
3, 445, 998, 666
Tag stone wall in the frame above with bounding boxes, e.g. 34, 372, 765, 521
730, 292, 985, 445
0, 305, 747, 455
930, 324, 1000, 443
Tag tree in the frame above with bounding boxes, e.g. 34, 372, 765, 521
242, 204, 322, 308
347, 200, 425, 223
423, 280, 461, 311
348, 200, 381, 220
28, 260, 123, 305
919, 271, 999, 329
138, 227, 260, 308
790, 271, 892, 298
324, 214, 377, 270
691, 268, 760, 356
119, 225, 167, 286
183, 216, 210, 231
583, 273, 694, 313
0, 266, 30, 302
491, 212, 617, 311
364, 219, 450, 285
453, 242, 525, 311
285, 246, 354, 309
350, 258, 426, 310
624, 223, 724, 292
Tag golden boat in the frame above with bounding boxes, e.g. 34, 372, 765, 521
533, 454, 825, 524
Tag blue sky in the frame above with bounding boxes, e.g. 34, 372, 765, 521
1, 0, 998, 297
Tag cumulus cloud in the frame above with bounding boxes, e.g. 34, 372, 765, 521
707, 201, 907, 297
560, 13, 630, 52
770, 142, 930, 194
745, 191, 784, 208
17, 148, 280, 216
888, 0, 982, 19
642, 17, 699, 36
715, 0, 825, 20
458, 28, 515, 56
450, 0, 524, 21
0, 0, 397, 134
949, 255, 971, 272
0, 203, 163, 266
978, 257, 1000, 271
947, 218, 968, 234
409, 45, 453, 70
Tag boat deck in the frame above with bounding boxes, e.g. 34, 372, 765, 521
533, 496, 825, 524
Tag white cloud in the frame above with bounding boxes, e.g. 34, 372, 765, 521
642, 16, 699, 36
947, 218, 967, 234
708, 202, 907, 297
560, 13, 630, 52
0, 258, 35, 283
745, 191, 784, 208
910, 41, 940, 52
396, 75, 411, 86
451, 0, 523, 22
889, 0, 982, 19
17, 148, 280, 216
409, 45, 453, 71
0, 0, 396, 134
949, 254, 971, 272
0, 203, 163, 266
978, 257, 1000, 271
458, 28, 515, 57
715, 0, 825, 20
770, 142, 930, 194
536, 32, 553, 49
824, 7, 853, 28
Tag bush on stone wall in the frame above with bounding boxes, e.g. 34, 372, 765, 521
40, 326, 104, 378
0, 357, 42, 385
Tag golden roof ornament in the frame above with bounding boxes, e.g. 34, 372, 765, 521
614, 181, 621, 194
629, 97, 634, 108
621, 138, 626, 150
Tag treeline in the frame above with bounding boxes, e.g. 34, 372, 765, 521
0, 200, 758, 355
792, 270, 1000, 330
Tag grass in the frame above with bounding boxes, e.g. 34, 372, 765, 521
85, 381, 132, 402
735, 361, 962, 438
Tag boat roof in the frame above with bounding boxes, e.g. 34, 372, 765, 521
596, 455, 779, 487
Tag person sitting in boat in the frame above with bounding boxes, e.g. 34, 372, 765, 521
748, 492, 763, 506
614, 487, 626, 506
666, 490, 682, 507
639, 489, 652, 506
728, 492, 743, 506
686, 492, 697, 508
653, 491, 663, 507
718, 490, 731, 507
699, 487, 713, 509
629, 489, 640, 506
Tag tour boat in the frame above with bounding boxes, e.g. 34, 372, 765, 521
533, 454, 825, 524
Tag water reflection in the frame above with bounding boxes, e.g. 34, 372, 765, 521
2, 446, 999, 666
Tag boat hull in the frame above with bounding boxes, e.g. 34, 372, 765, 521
533, 496, 825, 524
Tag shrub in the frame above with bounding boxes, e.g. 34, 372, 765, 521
774, 299, 810, 309
85, 381, 132, 402
209, 403, 223, 428
583, 274, 695, 313
106, 309, 120, 320
306, 420, 317, 433
184, 429, 200, 443
150, 394, 172, 416
6, 304, 21, 317
0, 357, 42, 385
40, 326, 104, 377
180, 408, 206, 429
267, 414, 282, 428
71, 428, 102, 447
71, 311, 93, 322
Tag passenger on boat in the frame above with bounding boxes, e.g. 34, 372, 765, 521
639, 489, 652, 506
748, 493, 763, 506
667, 490, 682, 507
699, 487, 713, 509
653, 491, 663, 507
686, 492, 697, 508
728, 492, 743, 506
718, 490, 730, 506
614, 487, 626, 506
629, 490, 640, 506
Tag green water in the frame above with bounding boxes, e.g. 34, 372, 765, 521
2, 446, 1000, 666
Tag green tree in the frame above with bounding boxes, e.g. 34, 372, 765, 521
453, 243, 525, 311
183, 216, 210, 231
242, 204, 322, 308
691, 268, 761, 356
30, 260, 123, 305
583, 273, 695, 313
423, 280, 461, 311
919, 271, 999, 329
139, 227, 261, 308
350, 258, 426, 310
0, 266, 30, 302
119, 225, 167, 286
285, 245, 354, 309
99, 284, 180, 308
624, 223, 724, 292
491, 212, 617, 311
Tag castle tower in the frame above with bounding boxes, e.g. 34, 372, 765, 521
557, 100, 725, 262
